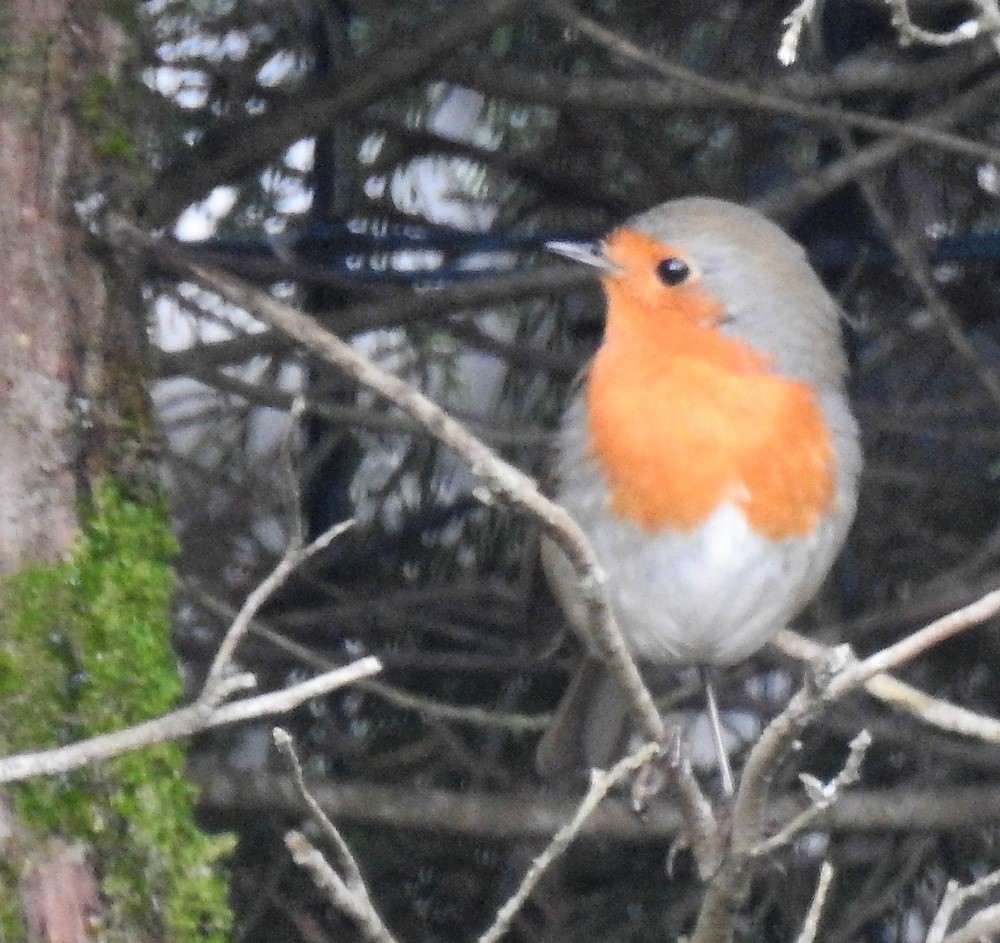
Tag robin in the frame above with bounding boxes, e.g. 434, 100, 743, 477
537, 197, 862, 793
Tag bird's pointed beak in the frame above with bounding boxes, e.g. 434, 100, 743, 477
545, 240, 620, 274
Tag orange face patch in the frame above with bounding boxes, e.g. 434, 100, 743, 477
585, 228, 835, 539
601, 229, 721, 331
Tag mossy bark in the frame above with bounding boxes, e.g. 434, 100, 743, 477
0, 1, 233, 939
1, 485, 234, 942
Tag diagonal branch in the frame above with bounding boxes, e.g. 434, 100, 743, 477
276, 728, 400, 943
178, 258, 666, 753
200, 518, 354, 701
827, 588, 1000, 696
477, 742, 661, 943
774, 627, 1000, 742
0, 657, 381, 784
795, 860, 835, 943
542, 0, 1000, 166
754, 69, 1000, 222
689, 587, 1000, 943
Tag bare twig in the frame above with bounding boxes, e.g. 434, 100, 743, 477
827, 588, 1000, 697
928, 867, 1000, 943
688, 649, 848, 943
275, 729, 400, 943
795, 861, 835, 943
691, 590, 1000, 943
0, 658, 381, 784
778, 0, 820, 66
477, 742, 661, 943
200, 517, 354, 701
752, 730, 871, 857
929, 883, 969, 943
775, 628, 1000, 742
690, 588, 1000, 943
884, 0, 996, 48
284, 832, 399, 943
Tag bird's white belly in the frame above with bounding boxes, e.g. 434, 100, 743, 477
581, 500, 833, 664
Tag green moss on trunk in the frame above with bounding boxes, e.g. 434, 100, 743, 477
0, 481, 233, 941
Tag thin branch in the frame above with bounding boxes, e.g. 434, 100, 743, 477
774, 628, 1000, 743
200, 517, 354, 700
477, 742, 661, 943
827, 588, 1000, 697
928, 866, 1000, 943
795, 861, 835, 943
754, 70, 1000, 222
275, 730, 368, 887
180, 363, 549, 447
689, 588, 1000, 943
284, 832, 400, 943
929, 882, 969, 943
441, 43, 995, 111
752, 731, 871, 857
842, 142, 1000, 414
542, 0, 1000, 166
168, 256, 665, 752
885, 0, 993, 47
155, 331, 289, 377
778, 0, 820, 66
0, 658, 381, 784
275, 729, 400, 943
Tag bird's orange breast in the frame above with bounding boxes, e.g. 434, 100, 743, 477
585, 286, 835, 540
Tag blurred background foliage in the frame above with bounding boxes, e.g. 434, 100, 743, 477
132, 0, 1000, 939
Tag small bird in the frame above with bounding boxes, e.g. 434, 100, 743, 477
537, 197, 862, 793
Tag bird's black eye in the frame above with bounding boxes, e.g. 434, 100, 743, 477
656, 257, 690, 286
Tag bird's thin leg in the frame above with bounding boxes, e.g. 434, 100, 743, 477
700, 665, 735, 796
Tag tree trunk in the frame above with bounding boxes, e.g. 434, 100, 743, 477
0, 0, 111, 575
0, 3, 181, 940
